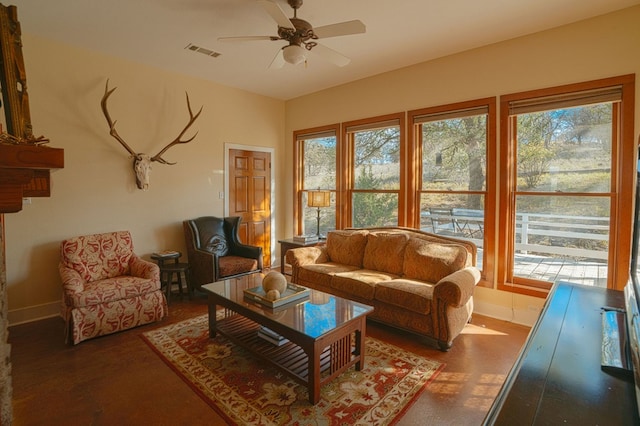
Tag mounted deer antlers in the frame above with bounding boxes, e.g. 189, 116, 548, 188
100, 79, 203, 190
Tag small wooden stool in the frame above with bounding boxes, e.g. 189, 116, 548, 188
151, 251, 191, 302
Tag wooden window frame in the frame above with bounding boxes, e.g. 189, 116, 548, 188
498, 74, 635, 296
342, 112, 407, 227
293, 124, 340, 235
291, 76, 634, 297
408, 98, 496, 287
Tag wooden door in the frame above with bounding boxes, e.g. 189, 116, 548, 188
228, 149, 271, 268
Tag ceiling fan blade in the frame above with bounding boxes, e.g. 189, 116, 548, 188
218, 35, 279, 42
269, 48, 286, 69
258, 0, 294, 29
314, 20, 366, 39
311, 43, 351, 67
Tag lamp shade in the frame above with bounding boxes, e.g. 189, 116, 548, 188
282, 44, 306, 65
308, 190, 331, 208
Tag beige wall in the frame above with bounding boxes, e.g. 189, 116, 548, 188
5, 34, 286, 324
284, 6, 640, 324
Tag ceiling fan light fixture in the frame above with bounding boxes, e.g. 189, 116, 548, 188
282, 44, 306, 65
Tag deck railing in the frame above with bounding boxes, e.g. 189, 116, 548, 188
422, 209, 609, 261
422, 209, 610, 286
515, 212, 609, 260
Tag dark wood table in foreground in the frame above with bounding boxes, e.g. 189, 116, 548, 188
201, 282, 374, 404
484, 281, 640, 425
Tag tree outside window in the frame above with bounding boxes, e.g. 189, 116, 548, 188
349, 122, 401, 227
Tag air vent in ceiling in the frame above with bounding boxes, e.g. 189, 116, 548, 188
185, 43, 221, 58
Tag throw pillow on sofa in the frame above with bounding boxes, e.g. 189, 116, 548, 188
362, 232, 408, 275
403, 238, 469, 283
326, 230, 369, 267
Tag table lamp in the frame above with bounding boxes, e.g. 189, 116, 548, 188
308, 190, 331, 238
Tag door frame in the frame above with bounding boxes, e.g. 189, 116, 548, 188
224, 143, 276, 268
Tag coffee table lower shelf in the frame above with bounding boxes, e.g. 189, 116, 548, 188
213, 309, 360, 403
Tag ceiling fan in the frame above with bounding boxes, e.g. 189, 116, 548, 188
218, 0, 366, 68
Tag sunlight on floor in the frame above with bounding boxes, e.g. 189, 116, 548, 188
429, 371, 507, 411
460, 323, 508, 335
428, 372, 470, 395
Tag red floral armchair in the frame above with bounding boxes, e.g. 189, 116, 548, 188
59, 230, 168, 344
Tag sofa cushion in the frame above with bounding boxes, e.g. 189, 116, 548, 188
326, 230, 369, 267
403, 238, 469, 283
60, 231, 134, 283
299, 263, 359, 288
68, 276, 160, 308
362, 232, 408, 275
331, 269, 398, 300
374, 279, 434, 315
218, 255, 258, 278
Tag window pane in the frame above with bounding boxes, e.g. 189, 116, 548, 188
353, 127, 400, 190
420, 193, 484, 268
302, 135, 336, 190
352, 192, 398, 227
421, 114, 487, 191
513, 194, 609, 287
516, 104, 612, 192
303, 192, 335, 237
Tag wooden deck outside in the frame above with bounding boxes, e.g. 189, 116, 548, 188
423, 210, 611, 289
512, 253, 608, 287
475, 249, 609, 288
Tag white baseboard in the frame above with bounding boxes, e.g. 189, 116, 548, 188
8, 301, 61, 326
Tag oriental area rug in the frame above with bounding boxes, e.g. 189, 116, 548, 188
142, 314, 444, 425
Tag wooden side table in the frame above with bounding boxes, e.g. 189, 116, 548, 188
278, 238, 321, 275
151, 251, 191, 302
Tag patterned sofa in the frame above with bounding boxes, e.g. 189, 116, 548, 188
59, 231, 168, 344
287, 227, 480, 350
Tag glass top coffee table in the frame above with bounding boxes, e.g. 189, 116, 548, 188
201, 282, 374, 404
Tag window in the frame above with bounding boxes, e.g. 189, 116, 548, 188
293, 125, 338, 236
499, 75, 635, 293
410, 99, 496, 274
344, 113, 405, 227
292, 75, 634, 294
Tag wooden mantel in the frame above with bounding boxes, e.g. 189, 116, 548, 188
0, 143, 64, 213
0, 4, 65, 424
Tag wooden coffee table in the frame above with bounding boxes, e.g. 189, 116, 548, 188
201, 282, 374, 404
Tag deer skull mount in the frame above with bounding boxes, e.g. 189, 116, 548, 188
100, 80, 203, 190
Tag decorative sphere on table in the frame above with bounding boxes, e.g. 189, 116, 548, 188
262, 270, 287, 295
265, 289, 281, 301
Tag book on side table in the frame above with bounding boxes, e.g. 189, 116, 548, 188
293, 234, 318, 244
151, 250, 181, 259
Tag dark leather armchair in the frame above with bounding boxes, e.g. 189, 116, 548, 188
183, 216, 263, 292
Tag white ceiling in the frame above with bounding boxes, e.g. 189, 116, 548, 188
10, 0, 640, 100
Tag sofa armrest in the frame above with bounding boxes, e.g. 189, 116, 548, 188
232, 243, 263, 269
189, 248, 217, 288
286, 246, 329, 267
433, 266, 480, 308
286, 246, 329, 283
58, 264, 86, 295
129, 255, 160, 282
